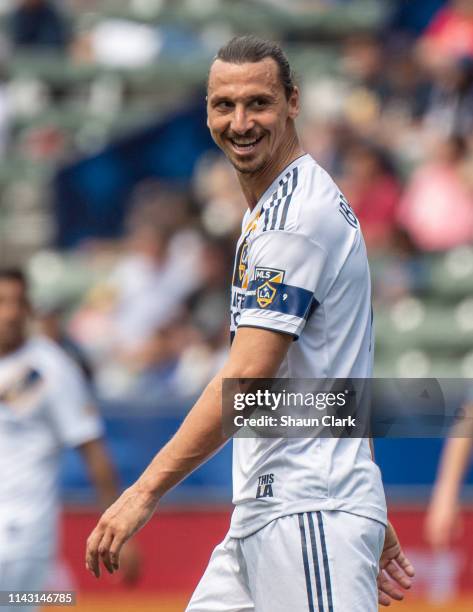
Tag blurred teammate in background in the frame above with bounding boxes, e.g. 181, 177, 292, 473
425, 401, 473, 549
86, 36, 414, 611
35, 299, 94, 384
0, 269, 138, 612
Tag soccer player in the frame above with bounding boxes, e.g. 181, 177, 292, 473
0, 269, 138, 612
86, 36, 414, 610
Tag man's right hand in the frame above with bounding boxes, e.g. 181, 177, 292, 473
85, 483, 158, 578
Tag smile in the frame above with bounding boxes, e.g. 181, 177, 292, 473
228, 135, 264, 155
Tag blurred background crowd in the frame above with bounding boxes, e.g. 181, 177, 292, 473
0, 0, 473, 397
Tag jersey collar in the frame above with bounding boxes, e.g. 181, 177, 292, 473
247, 153, 310, 223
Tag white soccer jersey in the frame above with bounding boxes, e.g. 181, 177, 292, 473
0, 337, 103, 560
229, 153, 387, 538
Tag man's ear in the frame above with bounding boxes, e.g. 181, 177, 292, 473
288, 86, 300, 120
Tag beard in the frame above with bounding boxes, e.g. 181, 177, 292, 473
220, 131, 268, 175
227, 151, 268, 175
231, 161, 261, 174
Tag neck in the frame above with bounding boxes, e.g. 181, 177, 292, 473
237, 129, 304, 210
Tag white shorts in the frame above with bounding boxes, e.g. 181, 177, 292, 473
186, 511, 385, 612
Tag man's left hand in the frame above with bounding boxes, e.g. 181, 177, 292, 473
378, 521, 415, 606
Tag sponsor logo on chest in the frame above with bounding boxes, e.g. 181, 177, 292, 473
256, 473, 274, 498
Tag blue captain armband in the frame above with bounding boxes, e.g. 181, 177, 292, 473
244, 275, 318, 320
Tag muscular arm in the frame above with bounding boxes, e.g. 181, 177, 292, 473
136, 329, 289, 497
86, 327, 292, 576
137, 328, 291, 499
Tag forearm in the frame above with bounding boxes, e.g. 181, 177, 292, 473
136, 373, 228, 499
134, 327, 291, 500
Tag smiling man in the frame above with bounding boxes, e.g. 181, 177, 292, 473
85, 36, 414, 611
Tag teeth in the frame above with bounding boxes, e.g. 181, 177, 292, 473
230, 137, 261, 146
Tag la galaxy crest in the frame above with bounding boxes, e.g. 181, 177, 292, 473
255, 267, 285, 308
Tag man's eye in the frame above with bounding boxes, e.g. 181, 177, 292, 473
217, 101, 233, 110
252, 99, 268, 108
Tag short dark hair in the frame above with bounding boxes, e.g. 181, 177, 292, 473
212, 35, 295, 99
0, 267, 27, 290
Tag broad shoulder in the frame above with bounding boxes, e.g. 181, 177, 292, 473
257, 155, 357, 248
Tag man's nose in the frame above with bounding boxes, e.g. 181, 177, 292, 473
230, 106, 254, 135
